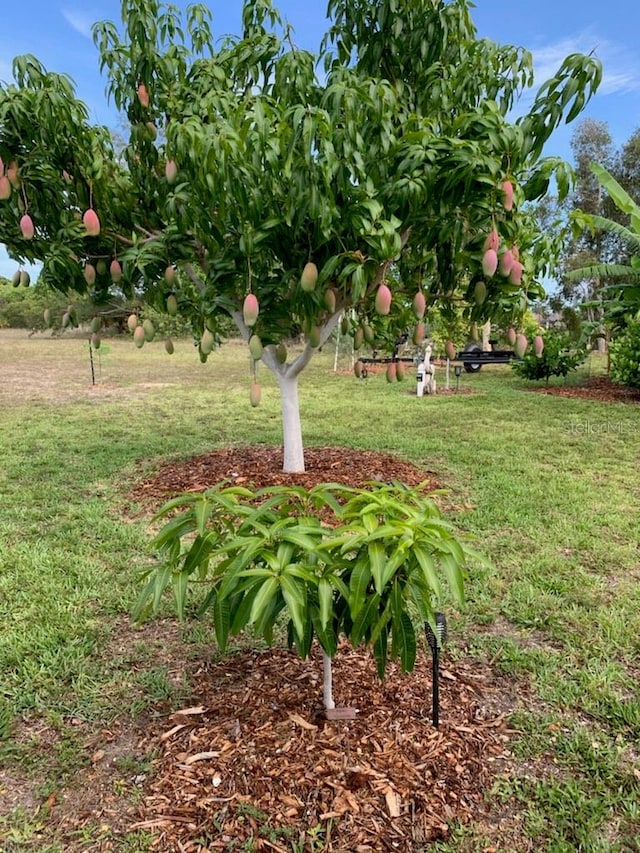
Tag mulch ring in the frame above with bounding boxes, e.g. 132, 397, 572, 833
131, 643, 511, 851
131, 446, 443, 510
527, 375, 640, 404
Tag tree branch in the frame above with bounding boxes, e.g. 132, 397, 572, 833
183, 262, 207, 295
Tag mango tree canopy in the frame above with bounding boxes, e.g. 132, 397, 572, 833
0, 0, 601, 470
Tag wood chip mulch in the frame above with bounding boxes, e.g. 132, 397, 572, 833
528, 375, 640, 403
131, 643, 510, 852
132, 446, 443, 509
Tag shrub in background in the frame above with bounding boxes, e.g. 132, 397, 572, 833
511, 329, 588, 384
609, 318, 640, 389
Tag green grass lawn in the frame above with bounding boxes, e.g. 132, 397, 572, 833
1, 330, 639, 852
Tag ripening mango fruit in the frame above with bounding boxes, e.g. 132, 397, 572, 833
127, 313, 139, 333
354, 327, 364, 350
509, 260, 523, 286
20, 271, 30, 287
7, 162, 19, 188
300, 261, 318, 292
386, 362, 397, 383
20, 214, 34, 240
375, 283, 392, 315
412, 322, 425, 346
396, 361, 405, 381
165, 265, 176, 285
483, 229, 499, 252
276, 342, 287, 364
43, 308, 51, 327
499, 250, 514, 277
62, 312, 71, 329
110, 259, 122, 282
507, 327, 517, 346
91, 333, 101, 349
502, 180, 514, 212
445, 340, 456, 360
201, 328, 215, 355
324, 287, 337, 313
133, 325, 146, 348
0, 176, 11, 200
308, 326, 321, 348
165, 338, 175, 355
474, 281, 487, 305
11, 270, 21, 287
340, 315, 349, 336
248, 334, 263, 360
514, 334, 528, 358
363, 324, 375, 345
481, 249, 497, 278
412, 291, 426, 320
96, 260, 107, 276
90, 316, 102, 334
137, 83, 150, 108
143, 318, 155, 342
249, 382, 261, 407
166, 294, 178, 316
243, 293, 259, 327
534, 335, 544, 357
165, 160, 178, 183
83, 208, 100, 236
84, 264, 96, 286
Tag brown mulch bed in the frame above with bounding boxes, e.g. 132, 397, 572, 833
528, 375, 640, 403
132, 445, 443, 508
131, 644, 512, 852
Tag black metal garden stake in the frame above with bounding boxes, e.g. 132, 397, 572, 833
89, 337, 96, 386
425, 612, 447, 728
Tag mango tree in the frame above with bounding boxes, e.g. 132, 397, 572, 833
0, 0, 601, 472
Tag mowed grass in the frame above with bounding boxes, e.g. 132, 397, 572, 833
0, 329, 639, 852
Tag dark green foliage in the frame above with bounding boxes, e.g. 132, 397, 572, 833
511, 330, 587, 384
609, 318, 640, 389
134, 481, 478, 677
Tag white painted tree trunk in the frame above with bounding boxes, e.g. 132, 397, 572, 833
232, 308, 343, 474
276, 370, 305, 473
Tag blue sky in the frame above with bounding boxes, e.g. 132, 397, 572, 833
2, 0, 640, 281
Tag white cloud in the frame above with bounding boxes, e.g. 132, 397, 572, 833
62, 9, 94, 40
531, 31, 640, 96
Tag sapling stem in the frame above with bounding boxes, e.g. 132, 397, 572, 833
322, 650, 335, 710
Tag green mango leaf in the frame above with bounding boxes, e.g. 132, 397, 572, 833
368, 541, 386, 595
391, 611, 417, 672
